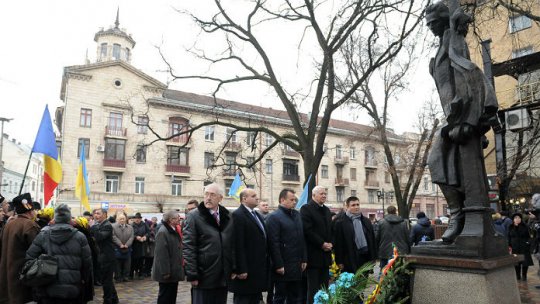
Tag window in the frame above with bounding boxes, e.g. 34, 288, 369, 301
225, 152, 237, 172
167, 147, 189, 166
266, 159, 273, 174
350, 147, 356, 159
247, 157, 255, 172
351, 190, 357, 197
168, 118, 188, 143
368, 190, 376, 204
350, 168, 357, 181
137, 116, 148, 134
365, 147, 376, 166
135, 177, 145, 194
100, 43, 107, 58
336, 145, 343, 159
112, 43, 121, 59
225, 180, 233, 195
509, 15, 531, 33
56, 141, 62, 159
171, 179, 182, 196
512, 46, 533, 59
77, 138, 90, 159
336, 188, 344, 202
321, 165, 329, 178
205, 126, 215, 141
105, 138, 125, 160
395, 155, 401, 165
108, 112, 123, 132
247, 131, 257, 146
136, 145, 146, 163
226, 128, 237, 143
264, 133, 274, 147
385, 172, 391, 183
125, 48, 130, 61
80, 108, 92, 127
105, 175, 119, 193
31, 181, 36, 191
336, 166, 343, 179
283, 159, 299, 177
204, 152, 215, 169
323, 143, 328, 153
424, 177, 429, 191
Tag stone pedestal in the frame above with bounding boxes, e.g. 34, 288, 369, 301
407, 254, 522, 304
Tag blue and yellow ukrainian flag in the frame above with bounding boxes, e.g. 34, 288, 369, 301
228, 173, 245, 201
75, 141, 91, 211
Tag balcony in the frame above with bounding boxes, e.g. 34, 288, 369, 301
334, 156, 349, 165
364, 179, 380, 189
282, 174, 301, 184
105, 126, 127, 137
165, 164, 190, 174
224, 141, 242, 151
364, 159, 378, 168
103, 159, 126, 171
516, 80, 540, 104
335, 178, 350, 186
222, 169, 238, 179
282, 149, 300, 158
167, 133, 189, 145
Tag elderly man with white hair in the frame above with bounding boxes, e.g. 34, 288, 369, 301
183, 183, 233, 304
300, 185, 333, 304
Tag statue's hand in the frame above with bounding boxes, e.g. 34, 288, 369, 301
448, 124, 473, 144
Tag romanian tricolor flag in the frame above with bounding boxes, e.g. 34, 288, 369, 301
32, 105, 62, 205
228, 173, 244, 201
75, 142, 91, 211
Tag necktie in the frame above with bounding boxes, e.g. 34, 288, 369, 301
213, 212, 220, 225
251, 211, 266, 237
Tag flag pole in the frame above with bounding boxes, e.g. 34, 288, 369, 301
18, 151, 33, 195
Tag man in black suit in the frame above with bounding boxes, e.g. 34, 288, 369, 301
91, 208, 119, 304
229, 188, 270, 304
301, 186, 333, 304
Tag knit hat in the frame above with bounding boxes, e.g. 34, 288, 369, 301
12, 193, 34, 214
54, 204, 72, 224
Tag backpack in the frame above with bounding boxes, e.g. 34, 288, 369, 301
20, 230, 58, 287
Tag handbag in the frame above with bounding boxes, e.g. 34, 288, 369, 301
20, 230, 58, 287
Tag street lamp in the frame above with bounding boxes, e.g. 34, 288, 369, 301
377, 189, 394, 218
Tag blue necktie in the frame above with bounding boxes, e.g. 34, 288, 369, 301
251, 211, 266, 237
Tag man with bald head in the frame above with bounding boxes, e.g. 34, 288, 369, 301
228, 188, 270, 304
301, 186, 333, 304
183, 183, 232, 304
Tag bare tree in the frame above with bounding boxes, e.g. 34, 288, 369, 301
138, 0, 426, 191
338, 35, 440, 218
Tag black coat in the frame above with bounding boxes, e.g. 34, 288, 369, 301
183, 202, 233, 289
90, 219, 115, 266
333, 213, 376, 273
26, 224, 93, 301
131, 221, 150, 259
228, 204, 270, 294
301, 201, 333, 269
152, 222, 184, 282
266, 205, 307, 281
509, 223, 534, 266
410, 217, 436, 245
376, 214, 410, 259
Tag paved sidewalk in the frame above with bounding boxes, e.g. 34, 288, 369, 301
89, 263, 540, 303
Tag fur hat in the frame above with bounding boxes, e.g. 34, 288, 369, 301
12, 193, 34, 214
54, 204, 72, 224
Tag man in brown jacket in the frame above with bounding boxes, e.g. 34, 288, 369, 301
0, 193, 41, 304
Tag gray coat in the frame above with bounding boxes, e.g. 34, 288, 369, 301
112, 223, 134, 248
26, 223, 93, 300
376, 214, 410, 259
152, 222, 184, 282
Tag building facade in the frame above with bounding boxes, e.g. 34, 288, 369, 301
55, 16, 446, 218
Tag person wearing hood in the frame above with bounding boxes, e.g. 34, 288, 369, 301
25, 204, 93, 303
410, 212, 436, 246
508, 212, 534, 281
376, 205, 410, 269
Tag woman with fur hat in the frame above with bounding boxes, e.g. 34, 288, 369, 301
25, 204, 93, 303
508, 212, 534, 281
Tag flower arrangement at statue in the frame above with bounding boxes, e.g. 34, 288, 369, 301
316, 245, 411, 304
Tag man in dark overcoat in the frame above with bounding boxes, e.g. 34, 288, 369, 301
333, 196, 377, 273
0, 193, 40, 304
228, 188, 270, 304
300, 186, 333, 304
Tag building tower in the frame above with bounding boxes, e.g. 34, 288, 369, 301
94, 8, 135, 63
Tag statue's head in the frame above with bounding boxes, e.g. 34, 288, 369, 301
532, 193, 540, 210
426, 2, 450, 37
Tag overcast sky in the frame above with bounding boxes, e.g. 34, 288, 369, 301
0, 0, 435, 147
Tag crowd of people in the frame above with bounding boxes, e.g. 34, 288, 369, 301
3, 186, 536, 304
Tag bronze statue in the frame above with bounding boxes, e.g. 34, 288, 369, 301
426, 1, 498, 243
